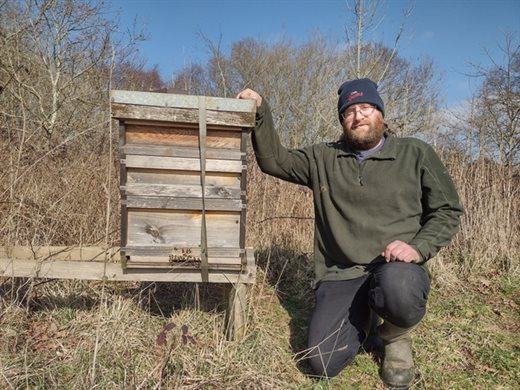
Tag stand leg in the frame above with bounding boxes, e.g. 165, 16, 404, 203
226, 283, 248, 341
194, 283, 200, 311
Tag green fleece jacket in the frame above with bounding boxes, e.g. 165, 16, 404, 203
252, 99, 463, 287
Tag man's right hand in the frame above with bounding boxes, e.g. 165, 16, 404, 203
381, 240, 421, 263
236, 88, 262, 107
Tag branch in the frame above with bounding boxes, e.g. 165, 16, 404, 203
256, 216, 314, 224
377, 2, 413, 84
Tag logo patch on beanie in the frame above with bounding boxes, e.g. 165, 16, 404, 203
347, 91, 364, 103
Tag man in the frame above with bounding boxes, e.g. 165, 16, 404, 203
237, 79, 462, 389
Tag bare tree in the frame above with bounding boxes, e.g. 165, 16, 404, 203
0, 0, 117, 150
113, 62, 167, 92
468, 33, 520, 168
170, 64, 208, 95
203, 40, 438, 146
341, 0, 439, 137
196, 0, 439, 144
221, 35, 342, 147
0, 0, 140, 246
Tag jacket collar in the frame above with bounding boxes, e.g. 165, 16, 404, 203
336, 133, 397, 160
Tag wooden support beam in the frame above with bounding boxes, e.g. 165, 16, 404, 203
0, 246, 256, 284
122, 246, 244, 258
226, 283, 249, 341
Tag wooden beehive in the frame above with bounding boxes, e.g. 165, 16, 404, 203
111, 90, 256, 283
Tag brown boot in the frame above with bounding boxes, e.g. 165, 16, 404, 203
379, 322, 416, 389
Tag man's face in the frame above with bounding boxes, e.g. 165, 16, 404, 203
341, 103, 385, 151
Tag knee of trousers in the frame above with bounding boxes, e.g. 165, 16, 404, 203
307, 324, 360, 378
368, 262, 430, 328
307, 344, 358, 378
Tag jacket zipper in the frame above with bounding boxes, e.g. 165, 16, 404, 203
357, 160, 365, 186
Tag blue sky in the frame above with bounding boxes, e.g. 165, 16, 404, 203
110, 0, 519, 106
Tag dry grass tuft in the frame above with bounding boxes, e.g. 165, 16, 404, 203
1, 269, 518, 389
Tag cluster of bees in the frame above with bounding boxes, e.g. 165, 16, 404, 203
168, 247, 201, 265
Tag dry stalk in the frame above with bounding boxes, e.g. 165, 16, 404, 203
90, 46, 117, 387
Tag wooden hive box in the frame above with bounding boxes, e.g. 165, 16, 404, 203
111, 90, 256, 284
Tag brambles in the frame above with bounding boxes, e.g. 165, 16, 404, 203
156, 322, 196, 347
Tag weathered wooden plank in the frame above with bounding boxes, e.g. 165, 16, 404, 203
121, 120, 244, 132
125, 258, 242, 268
0, 258, 255, 283
0, 247, 255, 283
112, 103, 255, 128
126, 257, 242, 266
123, 263, 242, 271
121, 246, 243, 258
125, 195, 243, 211
125, 125, 242, 149
124, 155, 244, 173
126, 169, 240, 188
126, 210, 241, 247
122, 144, 243, 160
0, 246, 119, 261
123, 246, 249, 271
122, 183, 242, 199
111, 90, 256, 114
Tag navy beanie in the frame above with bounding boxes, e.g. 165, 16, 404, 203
337, 78, 384, 120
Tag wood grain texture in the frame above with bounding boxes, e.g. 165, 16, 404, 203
126, 210, 241, 247
0, 259, 255, 283
122, 183, 242, 199
111, 90, 256, 114
125, 125, 242, 149
124, 155, 244, 173
122, 144, 243, 160
112, 103, 255, 127
124, 195, 243, 211
121, 120, 245, 131
0, 246, 256, 283
121, 246, 243, 258
226, 283, 248, 340
0, 246, 119, 261
126, 169, 240, 188
125, 258, 242, 268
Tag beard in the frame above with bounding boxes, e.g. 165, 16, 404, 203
342, 115, 386, 151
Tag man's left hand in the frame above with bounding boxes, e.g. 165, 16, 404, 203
381, 240, 420, 263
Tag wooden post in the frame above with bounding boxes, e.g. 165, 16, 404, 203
194, 283, 200, 311
226, 282, 248, 341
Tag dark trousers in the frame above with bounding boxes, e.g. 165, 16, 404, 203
307, 262, 430, 378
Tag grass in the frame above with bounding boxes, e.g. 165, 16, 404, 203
413, 275, 520, 390
0, 138, 518, 389
0, 263, 518, 389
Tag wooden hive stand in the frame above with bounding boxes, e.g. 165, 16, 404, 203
0, 91, 257, 340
